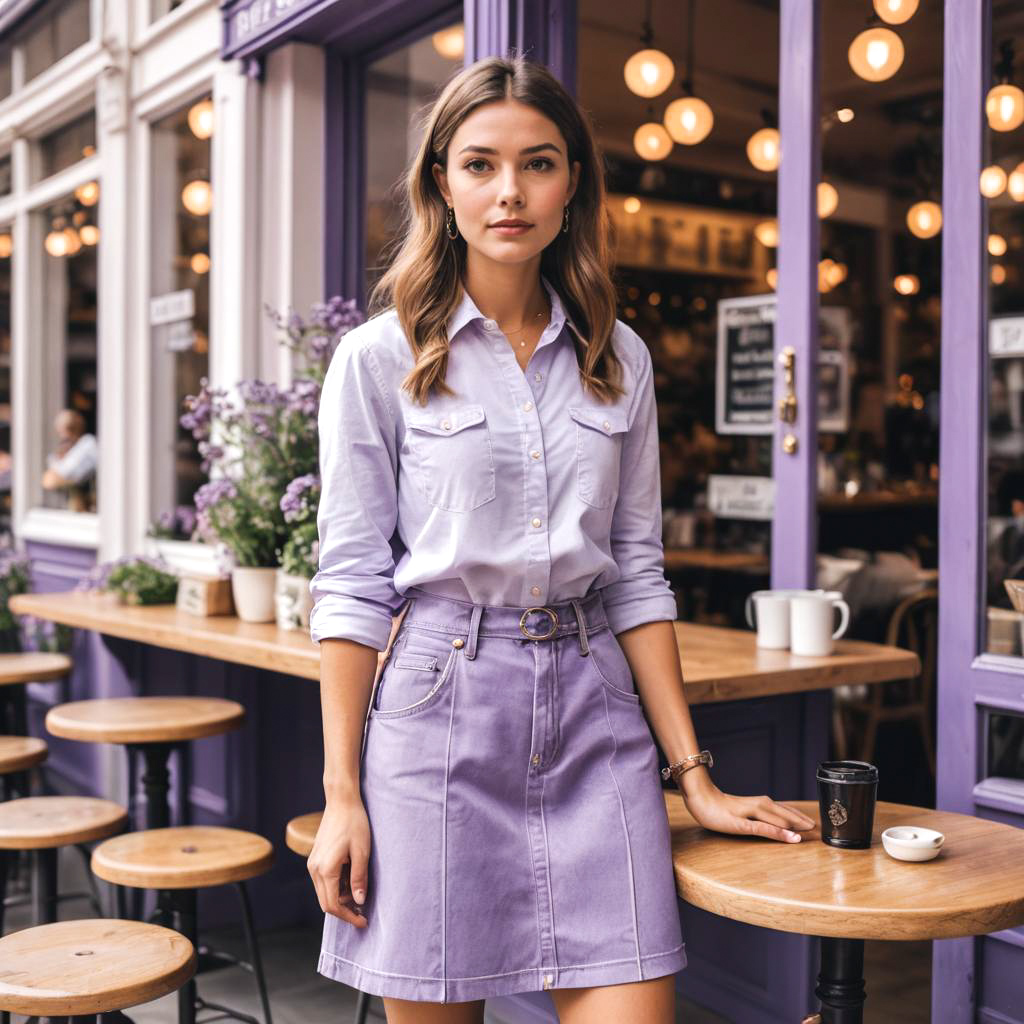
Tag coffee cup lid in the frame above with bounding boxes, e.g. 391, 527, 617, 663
817, 760, 878, 783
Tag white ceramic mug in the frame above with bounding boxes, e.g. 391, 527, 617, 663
745, 588, 832, 649
790, 592, 850, 656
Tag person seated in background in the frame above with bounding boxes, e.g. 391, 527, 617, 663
987, 467, 1024, 608
42, 409, 97, 513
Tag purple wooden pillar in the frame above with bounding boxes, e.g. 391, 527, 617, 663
934, 0, 988, 1020
465, 0, 577, 89
772, 0, 820, 589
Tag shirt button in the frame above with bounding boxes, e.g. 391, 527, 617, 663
602, 420, 610, 431
530, 450, 541, 460
441, 420, 451, 430
523, 401, 533, 411
534, 372, 542, 381
531, 586, 541, 596
531, 517, 541, 527
483, 318, 497, 331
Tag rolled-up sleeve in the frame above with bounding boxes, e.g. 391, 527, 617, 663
309, 338, 405, 651
600, 339, 678, 634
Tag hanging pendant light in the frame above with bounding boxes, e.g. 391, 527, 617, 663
79, 224, 99, 246
894, 274, 920, 295
624, 1, 674, 98
431, 24, 464, 60
981, 165, 1008, 198
989, 234, 1008, 257
987, 42, 1024, 133
0, 234, 11, 258
754, 220, 779, 248
187, 98, 214, 140
662, 0, 713, 145
848, 27, 904, 82
182, 177, 213, 216
633, 118, 673, 160
873, 0, 918, 25
818, 182, 839, 218
747, 126, 780, 172
907, 200, 942, 238
1008, 163, 1024, 202
75, 180, 99, 206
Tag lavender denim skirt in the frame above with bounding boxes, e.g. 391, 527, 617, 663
317, 585, 687, 1003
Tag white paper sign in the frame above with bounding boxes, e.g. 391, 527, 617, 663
150, 289, 195, 326
708, 474, 775, 521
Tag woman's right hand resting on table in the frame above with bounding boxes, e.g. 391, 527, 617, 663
308, 799, 372, 927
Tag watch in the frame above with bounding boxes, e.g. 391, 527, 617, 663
661, 749, 714, 781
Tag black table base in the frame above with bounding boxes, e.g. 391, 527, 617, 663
805, 937, 867, 1024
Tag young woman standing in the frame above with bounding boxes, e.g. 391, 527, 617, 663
306, 55, 815, 1024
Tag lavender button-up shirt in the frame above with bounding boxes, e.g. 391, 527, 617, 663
309, 276, 677, 652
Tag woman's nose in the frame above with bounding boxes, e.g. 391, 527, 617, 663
496, 168, 525, 206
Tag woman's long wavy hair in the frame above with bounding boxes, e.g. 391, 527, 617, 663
368, 54, 625, 407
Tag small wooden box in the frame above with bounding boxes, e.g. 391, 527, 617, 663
176, 575, 235, 617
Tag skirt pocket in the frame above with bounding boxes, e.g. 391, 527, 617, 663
370, 631, 459, 719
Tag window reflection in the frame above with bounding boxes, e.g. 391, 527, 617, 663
19, 0, 90, 84
39, 194, 99, 513
38, 111, 96, 182
150, 95, 212, 527
364, 23, 464, 297
984, 11, 1024, 656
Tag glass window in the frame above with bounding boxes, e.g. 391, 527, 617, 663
984, 12, 1024, 654
364, 22, 464, 297
0, 224, 11, 533
39, 193, 99, 513
20, 0, 90, 84
0, 44, 13, 102
38, 111, 96, 182
150, 0, 188, 24
149, 94, 212, 528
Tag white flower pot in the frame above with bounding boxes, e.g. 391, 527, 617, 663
230, 566, 278, 623
275, 569, 313, 631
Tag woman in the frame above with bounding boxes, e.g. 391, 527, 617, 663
306, 54, 815, 1024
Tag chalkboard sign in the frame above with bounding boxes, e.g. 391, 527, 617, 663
716, 294, 776, 434
716, 295, 851, 435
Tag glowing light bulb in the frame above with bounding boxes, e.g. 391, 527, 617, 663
981, 165, 1008, 198
633, 122, 672, 160
624, 49, 675, 98
79, 224, 99, 246
623, 196, 641, 214
837, 108, 855, 123
1009, 164, 1024, 202
754, 220, 779, 248
848, 27, 904, 82
75, 180, 99, 206
663, 96, 713, 145
747, 127, 780, 172
989, 234, 1008, 257
907, 200, 942, 239
766, 268, 778, 290
0, 234, 12, 258
986, 84, 1024, 133
873, 0, 918, 25
818, 182, 839, 218
187, 99, 214, 140
191, 252, 211, 274
431, 24, 464, 60
894, 274, 920, 295
181, 179, 212, 216
44, 230, 67, 257
992, 264, 1007, 285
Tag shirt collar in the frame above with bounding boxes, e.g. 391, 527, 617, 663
447, 274, 576, 343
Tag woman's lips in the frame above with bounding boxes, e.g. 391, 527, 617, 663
490, 223, 533, 235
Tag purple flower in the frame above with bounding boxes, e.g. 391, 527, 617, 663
280, 473, 320, 523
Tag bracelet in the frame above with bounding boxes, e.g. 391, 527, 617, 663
660, 749, 714, 782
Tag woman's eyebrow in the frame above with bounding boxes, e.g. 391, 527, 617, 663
457, 143, 562, 156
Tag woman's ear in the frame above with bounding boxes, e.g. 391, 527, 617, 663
566, 159, 581, 204
431, 162, 451, 206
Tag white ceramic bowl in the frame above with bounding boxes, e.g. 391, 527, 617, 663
881, 825, 945, 862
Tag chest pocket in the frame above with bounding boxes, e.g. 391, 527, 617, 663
405, 403, 496, 513
568, 405, 630, 509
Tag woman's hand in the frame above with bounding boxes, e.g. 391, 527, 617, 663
307, 798, 372, 926
679, 771, 816, 843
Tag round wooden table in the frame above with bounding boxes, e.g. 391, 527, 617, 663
665, 794, 1024, 1023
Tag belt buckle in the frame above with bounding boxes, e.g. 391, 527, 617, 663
520, 606, 558, 640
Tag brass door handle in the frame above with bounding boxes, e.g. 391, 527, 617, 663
778, 345, 798, 454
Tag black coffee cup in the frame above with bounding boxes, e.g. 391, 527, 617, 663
816, 760, 878, 849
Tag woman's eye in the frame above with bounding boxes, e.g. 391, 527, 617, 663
527, 157, 554, 171
465, 159, 489, 172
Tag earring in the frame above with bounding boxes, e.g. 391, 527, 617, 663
445, 205, 459, 240
562, 205, 570, 233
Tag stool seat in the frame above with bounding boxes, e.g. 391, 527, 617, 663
0, 735, 48, 774
0, 918, 196, 1018
0, 796, 128, 849
285, 812, 322, 857
0, 651, 71, 686
92, 826, 275, 889
46, 696, 246, 744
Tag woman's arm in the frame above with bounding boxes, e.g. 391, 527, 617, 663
619, 621, 815, 841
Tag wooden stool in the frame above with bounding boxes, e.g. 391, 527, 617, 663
46, 697, 246, 830
92, 825, 275, 1024
0, 651, 72, 733
284, 812, 372, 1024
0, 796, 127, 934
0, 918, 196, 1022
0, 735, 47, 795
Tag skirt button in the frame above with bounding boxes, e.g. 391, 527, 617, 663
452, 638, 464, 648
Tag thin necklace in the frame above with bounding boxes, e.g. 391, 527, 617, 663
499, 303, 550, 347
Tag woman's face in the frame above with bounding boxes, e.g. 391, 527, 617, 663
432, 98, 580, 269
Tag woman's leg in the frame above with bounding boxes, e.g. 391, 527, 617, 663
549, 974, 676, 1024
381, 996, 486, 1024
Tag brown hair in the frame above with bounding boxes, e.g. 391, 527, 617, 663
367, 54, 625, 407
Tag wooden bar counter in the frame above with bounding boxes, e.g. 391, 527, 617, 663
9, 590, 918, 699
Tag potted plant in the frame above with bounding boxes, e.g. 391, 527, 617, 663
275, 473, 320, 630
77, 555, 179, 606
181, 296, 363, 623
